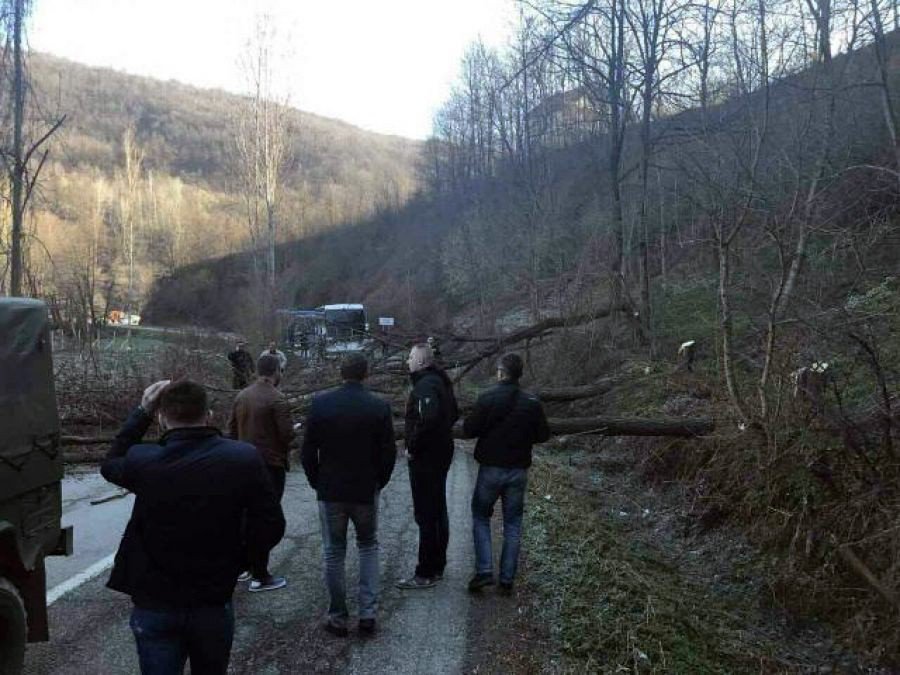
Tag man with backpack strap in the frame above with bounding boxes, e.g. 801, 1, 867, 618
463, 353, 550, 594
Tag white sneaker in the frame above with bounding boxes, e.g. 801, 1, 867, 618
249, 576, 287, 592
236, 571, 252, 583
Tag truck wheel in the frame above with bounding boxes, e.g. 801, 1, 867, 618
0, 577, 26, 675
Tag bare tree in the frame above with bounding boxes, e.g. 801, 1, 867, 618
1, 0, 64, 296
118, 125, 143, 331
234, 14, 293, 315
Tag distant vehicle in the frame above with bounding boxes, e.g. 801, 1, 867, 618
0, 299, 73, 673
278, 303, 372, 356
105, 310, 141, 326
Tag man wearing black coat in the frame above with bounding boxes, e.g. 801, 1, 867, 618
463, 353, 550, 594
397, 342, 459, 589
227, 341, 255, 389
101, 379, 285, 674
301, 354, 396, 637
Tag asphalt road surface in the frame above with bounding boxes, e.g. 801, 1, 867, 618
25, 447, 505, 674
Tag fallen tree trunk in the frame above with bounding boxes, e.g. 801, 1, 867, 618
63, 448, 107, 464
453, 304, 629, 381
60, 435, 124, 446
534, 379, 616, 402
60, 413, 714, 456
391, 415, 714, 440
543, 416, 713, 437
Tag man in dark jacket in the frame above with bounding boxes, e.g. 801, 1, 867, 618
227, 341, 255, 389
463, 353, 550, 594
301, 353, 396, 637
228, 354, 296, 591
397, 342, 459, 589
101, 379, 285, 675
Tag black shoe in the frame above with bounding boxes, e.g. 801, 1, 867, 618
358, 618, 376, 636
467, 573, 495, 592
498, 581, 514, 595
396, 574, 436, 589
324, 620, 349, 638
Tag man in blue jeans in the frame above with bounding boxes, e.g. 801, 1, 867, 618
463, 353, 550, 594
301, 354, 397, 637
101, 379, 285, 674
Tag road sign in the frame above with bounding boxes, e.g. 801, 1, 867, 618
378, 317, 395, 327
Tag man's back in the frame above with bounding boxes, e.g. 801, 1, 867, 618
102, 426, 284, 607
302, 383, 396, 504
404, 367, 459, 465
230, 380, 295, 467
464, 382, 550, 469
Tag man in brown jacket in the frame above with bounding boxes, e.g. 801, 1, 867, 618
229, 354, 296, 592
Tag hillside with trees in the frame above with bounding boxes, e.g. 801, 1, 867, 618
1, 51, 421, 328
146, 2, 900, 665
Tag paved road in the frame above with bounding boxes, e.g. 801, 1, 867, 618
26, 448, 496, 674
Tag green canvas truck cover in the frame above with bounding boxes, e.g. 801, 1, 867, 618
0, 298, 61, 501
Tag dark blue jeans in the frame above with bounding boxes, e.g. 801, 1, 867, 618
318, 498, 380, 622
471, 465, 528, 584
129, 603, 234, 674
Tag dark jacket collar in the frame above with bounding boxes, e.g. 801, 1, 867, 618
410, 365, 444, 385
160, 426, 221, 445
341, 381, 365, 389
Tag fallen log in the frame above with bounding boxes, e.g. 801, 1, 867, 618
60, 413, 714, 455
60, 435, 120, 446
544, 416, 713, 437
390, 415, 714, 440
832, 536, 900, 610
534, 379, 616, 402
453, 304, 629, 381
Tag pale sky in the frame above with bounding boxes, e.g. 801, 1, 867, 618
28, 0, 518, 139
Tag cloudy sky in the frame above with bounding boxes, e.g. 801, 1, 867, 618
28, 0, 518, 139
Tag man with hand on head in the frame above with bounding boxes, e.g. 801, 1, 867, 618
101, 379, 285, 675
463, 353, 550, 595
397, 342, 459, 589
229, 353, 295, 592
301, 353, 396, 637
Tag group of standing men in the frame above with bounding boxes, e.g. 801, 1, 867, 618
100, 340, 549, 674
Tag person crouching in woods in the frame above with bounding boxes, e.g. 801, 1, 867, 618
301, 354, 397, 637
227, 340, 255, 389
228, 354, 296, 592
101, 380, 285, 675
463, 353, 549, 594
397, 342, 459, 589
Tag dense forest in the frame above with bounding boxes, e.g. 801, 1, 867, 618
145, 1, 900, 662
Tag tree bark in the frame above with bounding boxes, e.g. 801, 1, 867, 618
60, 412, 715, 452
453, 304, 629, 380
9, 0, 25, 296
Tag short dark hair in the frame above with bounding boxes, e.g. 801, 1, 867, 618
340, 353, 368, 381
159, 380, 208, 425
257, 354, 280, 377
498, 353, 524, 382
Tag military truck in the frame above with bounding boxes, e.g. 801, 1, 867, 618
0, 298, 73, 673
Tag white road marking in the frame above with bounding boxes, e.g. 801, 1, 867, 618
46, 552, 116, 605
